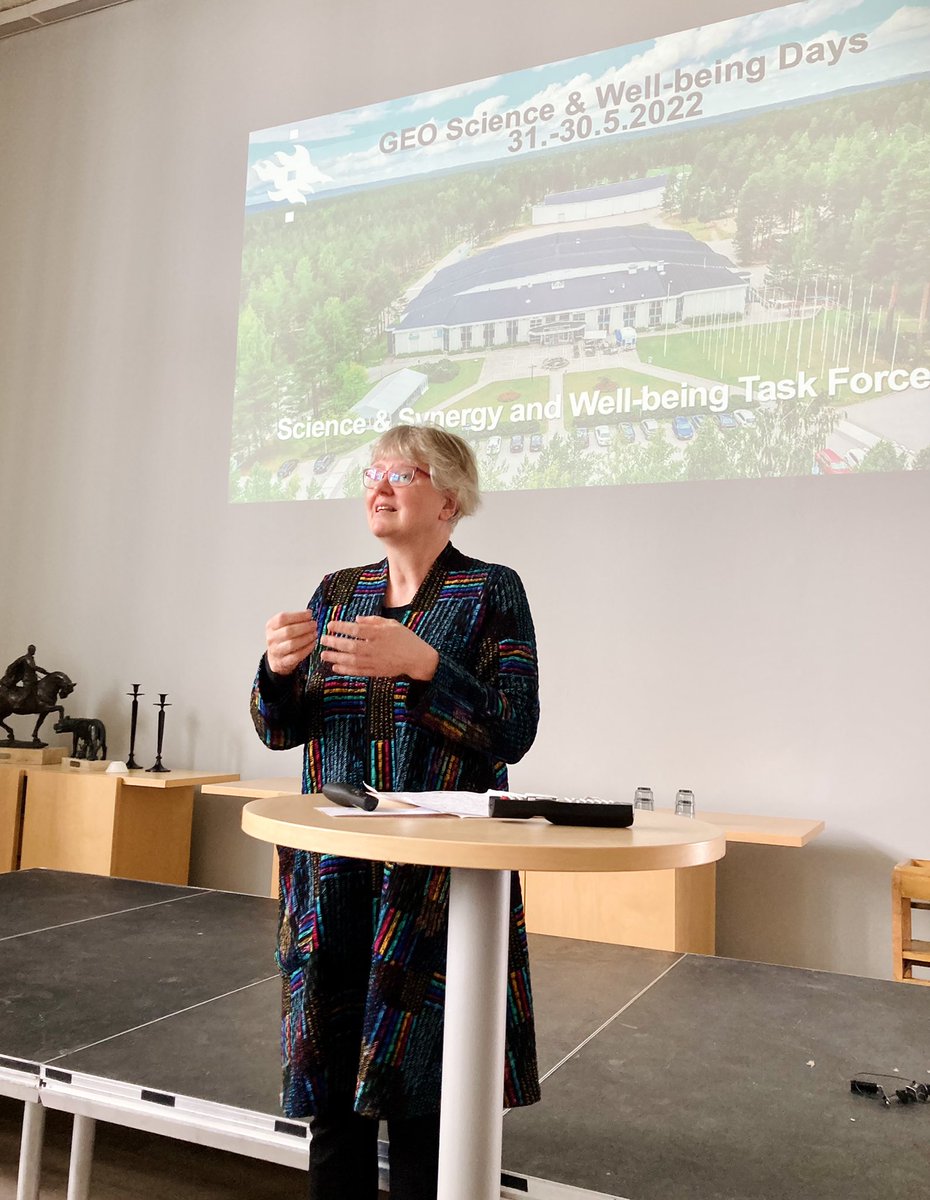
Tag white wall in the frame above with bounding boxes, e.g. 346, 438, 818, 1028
1, 0, 927, 980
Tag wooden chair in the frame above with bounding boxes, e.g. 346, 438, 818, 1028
892, 859, 930, 985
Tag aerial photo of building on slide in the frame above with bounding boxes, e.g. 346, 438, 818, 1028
389, 187, 751, 356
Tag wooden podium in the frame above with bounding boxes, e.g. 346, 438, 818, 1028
204, 779, 823, 955
240, 794, 727, 1200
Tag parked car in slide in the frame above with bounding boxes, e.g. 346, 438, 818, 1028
594, 425, 612, 448
640, 418, 659, 439
673, 415, 695, 440
277, 459, 299, 480
510, 433, 524, 453
715, 412, 738, 430
487, 435, 502, 455
813, 448, 851, 474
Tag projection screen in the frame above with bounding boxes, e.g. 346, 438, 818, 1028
230, 0, 930, 502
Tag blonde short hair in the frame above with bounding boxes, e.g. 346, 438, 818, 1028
370, 426, 480, 523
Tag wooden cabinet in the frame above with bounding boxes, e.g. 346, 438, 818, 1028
8, 767, 238, 885
523, 861, 717, 953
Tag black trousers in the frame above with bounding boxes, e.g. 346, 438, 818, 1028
307, 1109, 441, 1200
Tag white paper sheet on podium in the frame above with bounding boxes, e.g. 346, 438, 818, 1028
321, 788, 507, 818
367, 788, 498, 817
319, 801, 444, 818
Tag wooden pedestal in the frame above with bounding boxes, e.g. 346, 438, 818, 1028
0, 746, 64, 764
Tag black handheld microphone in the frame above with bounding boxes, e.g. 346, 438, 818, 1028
322, 782, 379, 811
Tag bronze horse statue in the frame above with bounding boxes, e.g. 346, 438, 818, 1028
0, 671, 76, 745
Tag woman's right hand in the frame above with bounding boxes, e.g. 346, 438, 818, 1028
265, 611, 318, 676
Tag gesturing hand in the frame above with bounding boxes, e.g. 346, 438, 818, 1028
265, 610, 318, 676
320, 617, 439, 682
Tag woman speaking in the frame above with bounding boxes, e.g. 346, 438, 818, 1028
251, 426, 540, 1199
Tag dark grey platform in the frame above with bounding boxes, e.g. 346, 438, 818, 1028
0, 870, 195, 939
504, 947, 930, 1199
1, 879, 277, 1068
0, 868, 305, 1197
2, 870, 927, 1199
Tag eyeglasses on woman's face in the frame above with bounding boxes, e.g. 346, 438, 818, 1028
362, 464, 429, 489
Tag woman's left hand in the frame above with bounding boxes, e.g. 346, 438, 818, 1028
320, 617, 439, 681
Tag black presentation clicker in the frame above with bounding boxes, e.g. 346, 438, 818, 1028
489, 794, 634, 827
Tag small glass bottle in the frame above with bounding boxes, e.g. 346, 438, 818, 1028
633, 786, 654, 811
675, 789, 695, 818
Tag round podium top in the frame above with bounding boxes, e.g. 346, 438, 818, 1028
241, 795, 727, 873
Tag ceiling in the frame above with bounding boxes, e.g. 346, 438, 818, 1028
0, 0, 132, 41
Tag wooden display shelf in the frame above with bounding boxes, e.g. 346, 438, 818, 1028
200, 776, 301, 799
0, 763, 27, 872
697, 810, 824, 847
12, 766, 239, 885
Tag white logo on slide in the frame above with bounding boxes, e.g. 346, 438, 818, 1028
252, 145, 332, 205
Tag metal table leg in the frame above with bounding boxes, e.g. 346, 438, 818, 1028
438, 867, 510, 1200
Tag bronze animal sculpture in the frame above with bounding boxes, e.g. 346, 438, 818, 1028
0, 670, 76, 746
54, 716, 107, 761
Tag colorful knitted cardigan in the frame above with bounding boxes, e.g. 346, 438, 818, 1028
250, 542, 541, 1120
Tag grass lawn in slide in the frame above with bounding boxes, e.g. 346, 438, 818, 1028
442, 375, 550, 418
637, 310, 892, 404
407, 358, 485, 410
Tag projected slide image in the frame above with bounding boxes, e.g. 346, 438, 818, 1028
231, 0, 930, 502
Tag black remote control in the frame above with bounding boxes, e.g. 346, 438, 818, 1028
322, 782, 379, 812
489, 795, 634, 828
